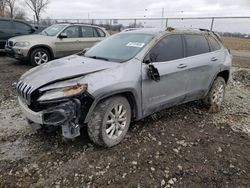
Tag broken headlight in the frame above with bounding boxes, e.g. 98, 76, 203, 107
38, 84, 88, 102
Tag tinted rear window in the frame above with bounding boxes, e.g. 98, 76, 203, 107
0, 20, 12, 29
96, 28, 106, 37
81, 26, 95, 37
184, 34, 210, 57
208, 35, 221, 51
14, 22, 31, 31
150, 34, 183, 62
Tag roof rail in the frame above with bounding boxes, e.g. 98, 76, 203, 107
198, 28, 210, 32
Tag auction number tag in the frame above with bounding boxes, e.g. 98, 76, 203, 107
126, 42, 145, 48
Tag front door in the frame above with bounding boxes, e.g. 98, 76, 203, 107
142, 34, 189, 116
55, 26, 82, 57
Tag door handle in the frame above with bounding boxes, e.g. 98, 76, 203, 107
177, 64, 187, 69
211, 57, 218, 61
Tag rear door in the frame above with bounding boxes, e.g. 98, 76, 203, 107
55, 25, 82, 57
0, 20, 14, 49
142, 34, 189, 116
78, 26, 104, 50
183, 34, 219, 101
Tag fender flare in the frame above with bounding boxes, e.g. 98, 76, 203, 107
28, 45, 55, 59
84, 89, 141, 123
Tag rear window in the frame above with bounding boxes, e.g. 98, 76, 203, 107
81, 26, 95, 37
96, 28, 106, 37
14, 22, 31, 31
184, 34, 210, 57
0, 20, 12, 29
208, 35, 221, 51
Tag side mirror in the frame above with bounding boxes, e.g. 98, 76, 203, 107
148, 64, 160, 82
78, 48, 90, 56
59, 33, 67, 39
83, 48, 90, 53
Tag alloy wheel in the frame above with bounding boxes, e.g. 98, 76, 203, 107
105, 104, 127, 140
34, 51, 49, 65
212, 81, 225, 105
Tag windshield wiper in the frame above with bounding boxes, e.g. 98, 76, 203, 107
86, 56, 110, 61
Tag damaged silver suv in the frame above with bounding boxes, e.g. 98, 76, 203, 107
17, 28, 232, 147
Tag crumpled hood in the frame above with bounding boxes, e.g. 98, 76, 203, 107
20, 55, 119, 90
9, 34, 50, 42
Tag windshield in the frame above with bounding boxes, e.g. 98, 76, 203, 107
41, 24, 66, 36
84, 33, 154, 63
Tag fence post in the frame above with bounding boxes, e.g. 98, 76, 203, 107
165, 18, 168, 28
210, 17, 214, 31
110, 19, 112, 30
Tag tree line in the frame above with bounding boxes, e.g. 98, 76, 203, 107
0, 0, 49, 24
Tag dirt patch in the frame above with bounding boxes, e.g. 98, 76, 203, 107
0, 56, 250, 187
232, 69, 250, 86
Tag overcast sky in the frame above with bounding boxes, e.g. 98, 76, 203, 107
44, 0, 250, 19
21, 0, 250, 33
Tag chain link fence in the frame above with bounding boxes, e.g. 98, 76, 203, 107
38, 17, 250, 37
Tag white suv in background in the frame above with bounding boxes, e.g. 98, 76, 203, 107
5, 23, 109, 66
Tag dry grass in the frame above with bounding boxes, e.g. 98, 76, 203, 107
223, 37, 250, 51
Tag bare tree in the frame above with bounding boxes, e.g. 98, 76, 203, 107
25, 0, 49, 24
5, 0, 15, 18
15, 8, 26, 20
0, 0, 5, 17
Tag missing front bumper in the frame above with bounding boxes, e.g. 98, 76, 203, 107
18, 98, 82, 139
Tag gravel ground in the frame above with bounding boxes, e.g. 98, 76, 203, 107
0, 54, 250, 188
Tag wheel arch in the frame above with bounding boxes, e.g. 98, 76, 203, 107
28, 45, 55, 60
205, 69, 230, 98
84, 90, 141, 124
217, 70, 230, 84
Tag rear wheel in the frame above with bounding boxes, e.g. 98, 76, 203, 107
87, 96, 131, 147
30, 48, 50, 66
203, 76, 226, 113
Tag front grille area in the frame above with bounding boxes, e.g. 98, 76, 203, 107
16, 81, 34, 105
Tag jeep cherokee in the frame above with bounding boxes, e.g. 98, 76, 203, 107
16, 28, 232, 147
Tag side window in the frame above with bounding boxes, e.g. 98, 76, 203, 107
150, 34, 183, 62
0, 20, 12, 29
208, 35, 221, 51
184, 34, 210, 57
81, 26, 95, 37
96, 28, 106, 37
14, 22, 31, 31
63, 26, 80, 38
93, 28, 99, 37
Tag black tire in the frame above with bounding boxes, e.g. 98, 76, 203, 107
87, 96, 131, 147
203, 76, 226, 113
30, 48, 50, 66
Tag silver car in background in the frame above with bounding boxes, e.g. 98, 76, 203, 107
16, 28, 232, 147
5, 23, 109, 66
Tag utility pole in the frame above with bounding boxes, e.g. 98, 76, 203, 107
161, 8, 165, 27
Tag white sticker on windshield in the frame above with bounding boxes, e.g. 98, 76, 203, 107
126, 42, 145, 48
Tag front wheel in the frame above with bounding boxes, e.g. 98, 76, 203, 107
203, 76, 226, 113
87, 96, 131, 147
30, 48, 50, 66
